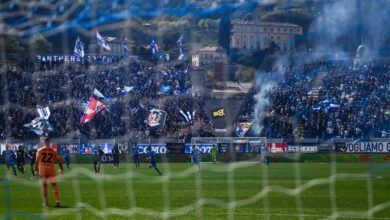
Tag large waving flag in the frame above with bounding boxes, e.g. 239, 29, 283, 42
96, 31, 111, 51
150, 36, 160, 58
177, 34, 184, 60
147, 109, 167, 129
81, 97, 106, 124
24, 107, 53, 136
179, 109, 196, 124
93, 88, 105, 99
235, 122, 253, 137
81, 89, 107, 124
93, 88, 115, 108
24, 117, 54, 136
74, 36, 85, 57
37, 107, 50, 119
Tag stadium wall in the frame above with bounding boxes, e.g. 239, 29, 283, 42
55, 153, 390, 164
2, 140, 390, 163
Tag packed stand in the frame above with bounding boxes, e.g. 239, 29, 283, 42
236, 60, 390, 139
0, 59, 210, 140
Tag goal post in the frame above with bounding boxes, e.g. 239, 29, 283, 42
191, 137, 267, 162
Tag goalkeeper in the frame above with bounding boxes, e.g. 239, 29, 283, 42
210, 144, 217, 164
34, 136, 64, 207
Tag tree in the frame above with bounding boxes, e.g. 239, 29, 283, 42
198, 19, 220, 31
30, 34, 52, 58
218, 16, 231, 50
161, 31, 181, 51
235, 65, 256, 82
0, 35, 24, 63
260, 8, 318, 32
156, 20, 190, 31
236, 49, 270, 69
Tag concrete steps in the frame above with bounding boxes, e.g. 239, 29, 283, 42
310, 72, 326, 100
297, 123, 305, 137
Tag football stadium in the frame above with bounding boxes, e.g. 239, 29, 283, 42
1, 0, 390, 219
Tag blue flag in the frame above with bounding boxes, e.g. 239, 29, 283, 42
74, 36, 85, 57
122, 41, 129, 56
160, 85, 172, 93
96, 31, 111, 51
177, 34, 183, 46
235, 122, 253, 137
177, 34, 184, 60
24, 117, 54, 136
150, 36, 160, 57
313, 98, 341, 111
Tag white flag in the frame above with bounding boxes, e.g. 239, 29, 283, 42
37, 107, 50, 120
96, 31, 111, 51
74, 36, 85, 57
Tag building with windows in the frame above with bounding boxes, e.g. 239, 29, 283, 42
192, 46, 227, 67
230, 20, 302, 52
89, 37, 132, 56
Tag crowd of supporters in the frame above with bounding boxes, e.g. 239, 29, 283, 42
237, 60, 390, 140
0, 59, 210, 140
2, 57, 390, 140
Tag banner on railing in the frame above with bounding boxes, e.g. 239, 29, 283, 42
36, 55, 121, 63
136, 144, 167, 154
343, 142, 390, 153
185, 144, 213, 154
266, 143, 287, 153
57, 144, 79, 154
286, 145, 318, 153
2, 140, 390, 156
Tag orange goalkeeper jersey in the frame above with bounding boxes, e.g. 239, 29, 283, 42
35, 146, 61, 175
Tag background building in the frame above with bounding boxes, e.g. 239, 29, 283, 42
192, 46, 227, 67
89, 37, 132, 56
230, 20, 302, 52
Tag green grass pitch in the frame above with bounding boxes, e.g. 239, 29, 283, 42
1, 162, 389, 219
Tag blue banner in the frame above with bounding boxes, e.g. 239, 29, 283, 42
185, 144, 213, 154
80, 143, 113, 154
58, 143, 79, 154
80, 143, 100, 154
100, 143, 113, 154
136, 144, 167, 154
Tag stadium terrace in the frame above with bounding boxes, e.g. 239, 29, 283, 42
1, 0, 390, 219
